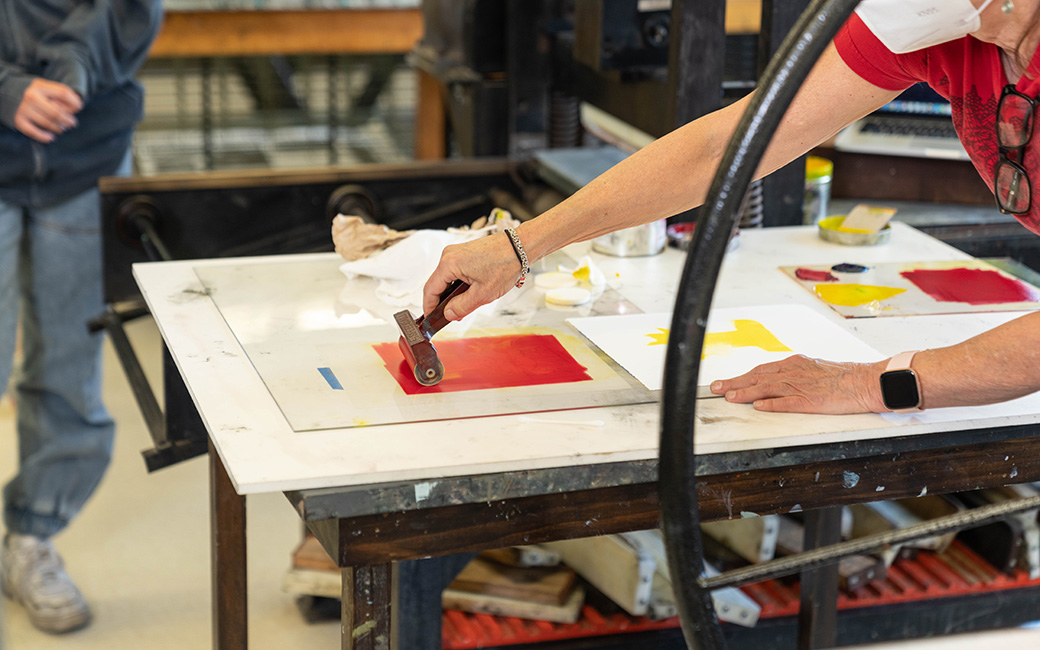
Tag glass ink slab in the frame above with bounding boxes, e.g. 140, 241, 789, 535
193, 253, 658, 432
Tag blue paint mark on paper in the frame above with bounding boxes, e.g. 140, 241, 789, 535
843, 471, 860, 488
318, 367, 343, 390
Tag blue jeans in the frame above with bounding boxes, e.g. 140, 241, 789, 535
0, 182, 117, 539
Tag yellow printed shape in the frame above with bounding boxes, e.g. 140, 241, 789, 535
702, 319, 791, 359
645, 320, 791, 359
646, 328, 669, 346
815, 283, 906, 307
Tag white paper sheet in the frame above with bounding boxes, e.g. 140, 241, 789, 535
568, 304, 886, 392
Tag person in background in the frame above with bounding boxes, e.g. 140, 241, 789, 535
0, 0, 163, 634
423, 0, 1040, 416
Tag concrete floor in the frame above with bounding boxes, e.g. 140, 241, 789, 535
0, 317, 339, 649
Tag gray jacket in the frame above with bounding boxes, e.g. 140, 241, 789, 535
0, 0, 163, 206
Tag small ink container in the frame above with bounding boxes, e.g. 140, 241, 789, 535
803, 156, 834, 225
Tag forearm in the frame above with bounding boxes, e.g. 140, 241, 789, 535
516, 101, 740, 263
514, 42, 895, 264
912, 312, 1040, 409
710, 311, 1040, 415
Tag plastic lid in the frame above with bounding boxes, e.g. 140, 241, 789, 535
545, 287, 592, 306
806, 155, 834, 180
534, 272, 578, 291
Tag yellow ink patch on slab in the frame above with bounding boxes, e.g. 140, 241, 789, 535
814, 283, 906, 307
702, 319, 791, 358
645, 328, 669, 346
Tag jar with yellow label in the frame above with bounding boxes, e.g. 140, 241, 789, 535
803, 156, 834, 225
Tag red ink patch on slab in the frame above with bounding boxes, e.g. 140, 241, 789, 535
900, 267, 1040, 305
796, 267, 839, 282
373, 334, 593, 395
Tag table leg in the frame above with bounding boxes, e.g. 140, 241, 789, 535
395, 554, 475, 650
342, 564, 392, 650
798, 507, 842, 650
210, 443, 247, 650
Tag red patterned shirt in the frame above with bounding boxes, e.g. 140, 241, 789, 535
834, 13, 1040, 234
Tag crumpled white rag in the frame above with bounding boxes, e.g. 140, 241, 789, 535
338, 229, 484, 307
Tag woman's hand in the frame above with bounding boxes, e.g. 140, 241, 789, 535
709, 354, 888, 414
423, 232, 524, 321
13, 79, 82, 143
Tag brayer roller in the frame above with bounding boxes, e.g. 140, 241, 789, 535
394, 279, 469, 386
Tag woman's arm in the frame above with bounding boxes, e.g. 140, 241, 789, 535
712, 311, 1040, 413
425, 41, 902, 320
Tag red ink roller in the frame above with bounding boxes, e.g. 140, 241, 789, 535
393, 279, 469, 386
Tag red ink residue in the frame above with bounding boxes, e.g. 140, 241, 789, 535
373, 334, 593, 395
900, 267, 1040, 305
796, 267, 839, 282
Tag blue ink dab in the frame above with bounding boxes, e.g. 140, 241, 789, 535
831, 263, 868, 273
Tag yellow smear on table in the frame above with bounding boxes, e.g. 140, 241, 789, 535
814, 283, 906, 307
647, 320, 791, 358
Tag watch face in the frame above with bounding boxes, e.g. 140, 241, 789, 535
881, 369, 920, 410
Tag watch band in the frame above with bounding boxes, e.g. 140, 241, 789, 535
884, 350, 923, 413
885, 350, 918, 373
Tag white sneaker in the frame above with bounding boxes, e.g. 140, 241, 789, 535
1, 533, 91, 633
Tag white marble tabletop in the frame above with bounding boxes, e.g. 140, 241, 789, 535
134, 222, 1040, 495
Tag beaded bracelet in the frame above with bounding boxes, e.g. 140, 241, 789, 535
504, 227, 530, 288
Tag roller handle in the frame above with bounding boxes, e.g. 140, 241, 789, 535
418, 280, 469, 339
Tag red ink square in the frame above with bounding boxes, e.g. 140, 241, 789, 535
373, 334, 593, 395
900, 268, 1040, 305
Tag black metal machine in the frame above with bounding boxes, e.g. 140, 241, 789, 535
412, 0, 812, 227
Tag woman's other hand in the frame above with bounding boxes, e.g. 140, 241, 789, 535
710, 354, 887, 414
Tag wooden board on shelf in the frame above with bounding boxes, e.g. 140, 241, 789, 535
443, 585, 585, 625
448, 557, 576, 607
543, 535, 655, 617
